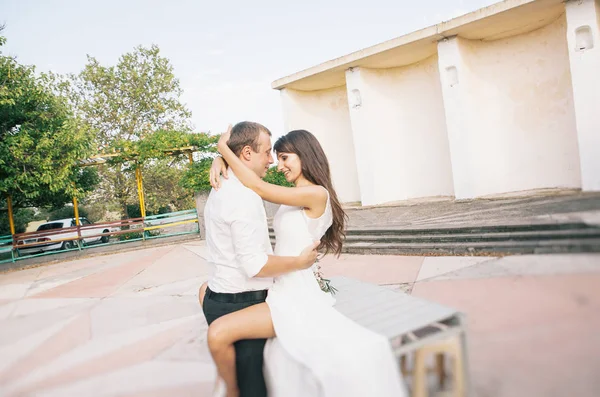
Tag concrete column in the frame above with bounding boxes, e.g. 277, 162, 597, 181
438, 16, 581, 199
345, 61, 454, 206
194, 191, 208, 239
437, 37, 477, 199
280, 87, 361, 204
566, 0, 600, 191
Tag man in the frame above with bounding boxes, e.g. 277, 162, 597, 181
199, 121, 319, 397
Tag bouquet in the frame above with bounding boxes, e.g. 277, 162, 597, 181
313, 258, 337, 295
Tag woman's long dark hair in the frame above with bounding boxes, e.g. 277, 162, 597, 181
274, 130, 347, 257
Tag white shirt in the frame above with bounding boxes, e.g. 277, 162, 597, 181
204, 170, 273, 293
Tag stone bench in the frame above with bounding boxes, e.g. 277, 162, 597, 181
331, 276, 469, 397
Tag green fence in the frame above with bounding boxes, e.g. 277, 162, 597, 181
1, 209, 200, 264
0, 234, 15, 264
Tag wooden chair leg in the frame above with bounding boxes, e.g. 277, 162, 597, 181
400, 354, 408, 376
413, 349, 428, 397
403, 335, 468, 397
435, 352, 446, 389
452, 340, 466, 397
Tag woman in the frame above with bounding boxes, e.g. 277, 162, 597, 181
203, 128, 406, 397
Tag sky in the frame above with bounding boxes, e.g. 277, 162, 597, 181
1, 0, 497, 141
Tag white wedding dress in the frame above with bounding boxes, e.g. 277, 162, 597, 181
263, 189, 407, 397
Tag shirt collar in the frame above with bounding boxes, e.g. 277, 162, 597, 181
227, 168, 239, 182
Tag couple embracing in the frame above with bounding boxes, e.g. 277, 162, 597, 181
199, 121, 407, 397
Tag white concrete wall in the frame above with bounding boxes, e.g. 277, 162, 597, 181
280, 87, 361, 203
438, 16, 581, 198
345, 57, 454, 206
566, 0, 600, 191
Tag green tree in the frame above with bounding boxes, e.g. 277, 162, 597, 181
142, 158, 195, 212
0, 207, 34, 235
180, 160, 293, 194
179, 158, 215, 193
65, 45, 203, 218
264, 166, 294, 187
76, 46, 192, 147
36, 167, 100, 209
0, 27, 96, 210
47, 206, 90, 222
128, 130, 218, 210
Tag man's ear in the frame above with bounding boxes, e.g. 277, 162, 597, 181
241, 145, 252, 161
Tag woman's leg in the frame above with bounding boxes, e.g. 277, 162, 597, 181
207, 302, 275, 397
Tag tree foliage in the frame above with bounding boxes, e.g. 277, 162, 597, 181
179, 158, 215, 193
180, 162, 294, 194
71, 45, 192, 149
0, 26, 97, 234
264, 166, 294, 187
47, 206, 90, 222
141, 158, 195, 212
1, 35, 223, 225
0, 28, 96, 209
0, 207, 34, 235
64, 45, 206, 217
102, 130, 218, 167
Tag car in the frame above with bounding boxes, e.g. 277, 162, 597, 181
16, 217, 115, 255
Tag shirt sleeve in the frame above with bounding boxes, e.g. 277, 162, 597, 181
229, 195, 269, 278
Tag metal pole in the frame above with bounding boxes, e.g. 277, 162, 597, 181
136, 167, 146, 240
73, 198, 80, 225
136, 167, 146, 218
187, 152, 199, 234
6, 195, 15, 235
72, 192, 82, 250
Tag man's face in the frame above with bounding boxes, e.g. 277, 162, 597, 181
249, 131, 274, 178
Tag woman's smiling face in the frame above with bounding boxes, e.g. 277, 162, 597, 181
276, 152, 302, 184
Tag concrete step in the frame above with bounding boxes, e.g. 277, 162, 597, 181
268, 222, 594, 236
268, 222, 600, 255
344, 222, 594, 236
341, 238, 600, 256
342, 238, 600, 256
269, 228, 600, 242
341, 228, 600, 243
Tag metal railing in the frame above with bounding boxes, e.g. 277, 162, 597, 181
0, 209, 200, 264
0, 234, 14, 264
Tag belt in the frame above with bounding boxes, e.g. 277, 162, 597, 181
205, 286, 268, 304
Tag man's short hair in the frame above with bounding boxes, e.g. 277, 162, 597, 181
227, 121, 272, 157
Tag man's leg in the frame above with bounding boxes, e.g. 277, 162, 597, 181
235, 339, 267, 397
202, 291, 267, 397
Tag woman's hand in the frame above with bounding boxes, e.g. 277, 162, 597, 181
297, 240, 320, 270
217, 124, 232, 154
209, 156, 228, 190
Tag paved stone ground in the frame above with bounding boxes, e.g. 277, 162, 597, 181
0, 241, 599, 396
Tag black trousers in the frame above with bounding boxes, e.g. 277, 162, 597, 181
202, 287, 268, 397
